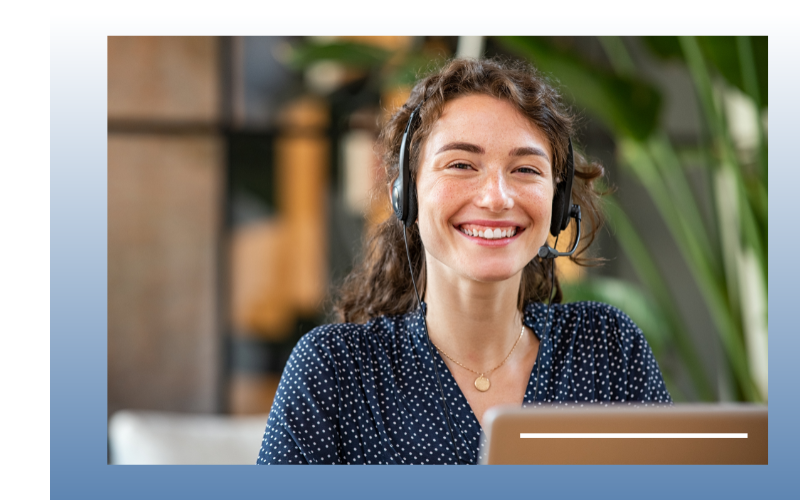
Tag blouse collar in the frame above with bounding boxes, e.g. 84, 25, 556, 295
404, 300, 553, 341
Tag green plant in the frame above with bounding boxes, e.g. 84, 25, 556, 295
500, 36, 767, 402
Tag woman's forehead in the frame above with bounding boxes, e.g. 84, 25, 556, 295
424, 94, 552, 159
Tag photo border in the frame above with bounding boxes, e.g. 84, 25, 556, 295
51, 10, 796, 498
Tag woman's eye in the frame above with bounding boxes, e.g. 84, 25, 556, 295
516, 166, 541, 175
449, 162, 473, 170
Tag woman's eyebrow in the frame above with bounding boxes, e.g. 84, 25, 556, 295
435, 142, 485, 155
509, 146, 550, 162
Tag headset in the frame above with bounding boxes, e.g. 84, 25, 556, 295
391, 100, 581, 464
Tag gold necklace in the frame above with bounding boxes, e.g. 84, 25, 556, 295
431, 323, 526, 392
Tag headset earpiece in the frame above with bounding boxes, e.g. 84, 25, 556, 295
539, 138, 581, 259
549, 138, 575, 237
392, 103, 423, 227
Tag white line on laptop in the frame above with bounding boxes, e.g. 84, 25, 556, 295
519, 433, 747, 439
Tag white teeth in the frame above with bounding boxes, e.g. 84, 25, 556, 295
460, 226, 518, 239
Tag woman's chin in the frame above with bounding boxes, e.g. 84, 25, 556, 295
462, 265, 523, 284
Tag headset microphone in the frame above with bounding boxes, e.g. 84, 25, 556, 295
538, 138, 581, 260
538, 205, 581, 258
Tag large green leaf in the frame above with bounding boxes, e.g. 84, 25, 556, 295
286, 40, 447, 96
287, 40, 392, 70
497, 36, 661, 140
603, 197, 714, 400
642, 36, 767, 108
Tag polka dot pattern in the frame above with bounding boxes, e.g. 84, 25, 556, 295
257, 301, 671, 464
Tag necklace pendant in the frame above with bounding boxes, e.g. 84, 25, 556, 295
474, 375, 490, 392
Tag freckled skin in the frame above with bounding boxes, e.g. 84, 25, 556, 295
416, 94, 555, 284
413, 95, 556, 427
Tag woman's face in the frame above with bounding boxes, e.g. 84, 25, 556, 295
415, 94, 554, 284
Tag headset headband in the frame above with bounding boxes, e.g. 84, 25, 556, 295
392, 102, 577, 243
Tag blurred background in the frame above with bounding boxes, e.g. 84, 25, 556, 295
107, 36, 767, 463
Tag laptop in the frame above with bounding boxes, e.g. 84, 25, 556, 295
479, 403, 767, 464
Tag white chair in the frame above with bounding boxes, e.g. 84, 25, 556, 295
108, 410, 270, 464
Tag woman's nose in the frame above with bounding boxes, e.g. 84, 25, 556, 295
476, 172, 514, 212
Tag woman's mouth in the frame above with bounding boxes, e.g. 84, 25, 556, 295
457, 224, 521, 240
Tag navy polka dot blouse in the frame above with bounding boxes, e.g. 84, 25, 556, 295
257, 301, 671, 464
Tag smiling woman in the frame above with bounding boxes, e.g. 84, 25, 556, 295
257, 58, 671, 465
417, 95, 555, 285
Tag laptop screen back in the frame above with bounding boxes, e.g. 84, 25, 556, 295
480, 404, 767, 465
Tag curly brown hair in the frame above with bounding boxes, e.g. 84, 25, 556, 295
334, 57, 606, 324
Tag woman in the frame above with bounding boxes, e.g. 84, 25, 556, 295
257, 58, 671, 465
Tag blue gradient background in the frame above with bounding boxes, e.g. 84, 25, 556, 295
51, 29, 796, 499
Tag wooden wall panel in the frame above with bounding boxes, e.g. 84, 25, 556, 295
108, 134, 223, 415
229, 219, 294, 338
275, 97, 330, 314
275, 135, 329, 313
108, 36, 219, 123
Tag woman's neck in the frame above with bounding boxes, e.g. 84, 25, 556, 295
423, 257, 524, 370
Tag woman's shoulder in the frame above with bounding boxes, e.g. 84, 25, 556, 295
561, 300, 634, 321
524, 299, 632, 320
524, 300, 642, 341
292, 311, 413, 357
